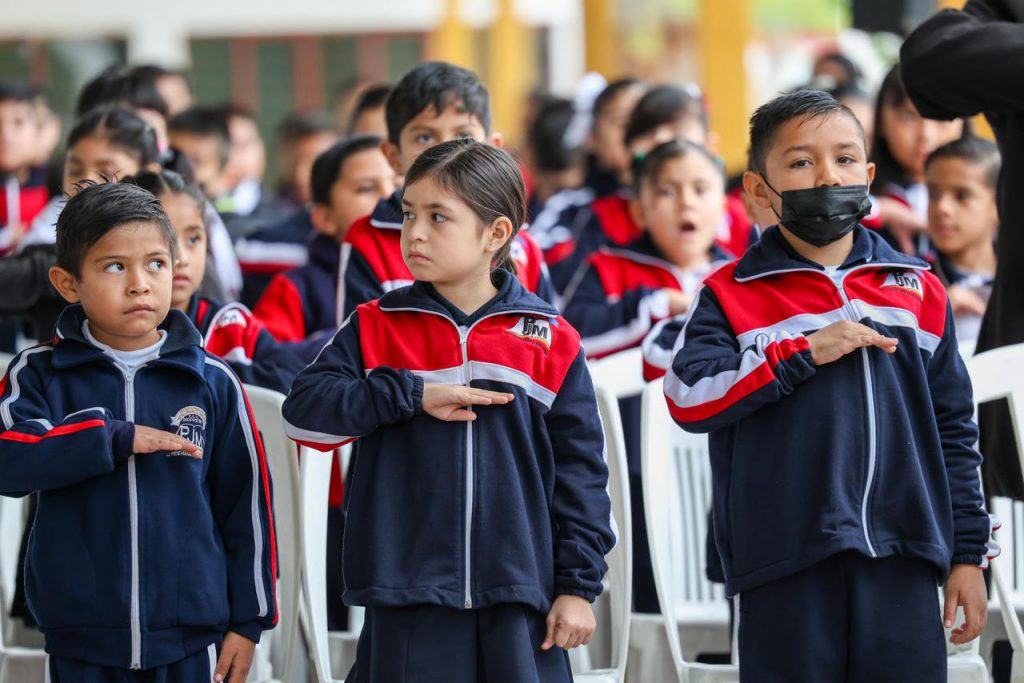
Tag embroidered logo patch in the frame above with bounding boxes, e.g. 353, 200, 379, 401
881, 270, 923, 299
169, 405, 207, 457
507, 317, 552, 349
214, 308, 247, 328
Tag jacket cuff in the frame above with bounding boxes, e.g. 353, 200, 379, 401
108, 420, 136, 464
229, 620, 264, 644
556, 585, 600, 603
412, 374, 425, 415
951, 553, 985, 567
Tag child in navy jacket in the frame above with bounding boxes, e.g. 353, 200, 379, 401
131, 169, 305, 395
254, 134, 396, 345
667, 90, 997, 681
338, 61, 554, 322
0, 182, 277, 681
284, 139, 613, 682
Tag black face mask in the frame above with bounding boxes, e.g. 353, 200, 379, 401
765, 181, 872, 247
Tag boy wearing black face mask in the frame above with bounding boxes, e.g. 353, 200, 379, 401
665, 90, 997, 682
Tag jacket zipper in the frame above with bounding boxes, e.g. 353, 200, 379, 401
117, 364, 144, 669
827, 268, 879, 558
383, 305, 548, 610
459, 326, 473, 608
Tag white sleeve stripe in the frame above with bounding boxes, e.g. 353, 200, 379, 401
204, 356, 269, 618
282, 420, 356, 445
1, 346, 53, 430
581, 290, 670, 358
65, 406, 107, 420
664, 346, 770, 410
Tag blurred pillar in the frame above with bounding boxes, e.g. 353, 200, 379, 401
583, 0, 620, 78
699, 0, 750, 174
428, 0, 474, 69
490, 0, 532, 145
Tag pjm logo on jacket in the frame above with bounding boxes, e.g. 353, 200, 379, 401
507, 316, 552, 350
169, 406, 207, 458
881, 270, 923, 299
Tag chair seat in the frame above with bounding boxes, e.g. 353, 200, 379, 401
0, 648, 48, 683
686, 662, 740, 683
673, 602, 730, 626
572, 668, 621, 683
946, 652, 989, 683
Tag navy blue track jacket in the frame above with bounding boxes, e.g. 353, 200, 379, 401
665, 226, 997, 596
282, 271, 614, 613
0, 306, 277, 669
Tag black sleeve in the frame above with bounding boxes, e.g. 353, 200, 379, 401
0, 246, 62, 318
901, 0, 1024, 118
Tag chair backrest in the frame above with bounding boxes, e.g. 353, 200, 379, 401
641, 379, 728, 680
966, 345, 1024, 677
966, 344, 1024, 466
299, 444, 347, 683
242, 385, 302, 682
592, 384, 633, 679
0, 495, 25, 648
588, 348, 646, 401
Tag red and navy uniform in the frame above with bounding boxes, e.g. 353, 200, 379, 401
666, 225, 997, 597
565, 232, 731, 361
338, 192, 556, 322
188, 294, 305, 395
254, 232, 340, 344
532, 188, 748, 297
236, 208, 314, 307
283, 270, 613, 611
1, 167, 50, 256
0, 305, 278, 671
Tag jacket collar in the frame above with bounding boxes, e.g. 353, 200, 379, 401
626, 231, 734, 263
308, 232, 341, 271
733, 225, 928, 282
368, 191, 404, 230
52, 305, 208, 380
378, 269, 559, 322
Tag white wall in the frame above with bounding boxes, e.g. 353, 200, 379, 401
1, 0, 582, 75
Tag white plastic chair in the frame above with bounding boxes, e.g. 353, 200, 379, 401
300, 444, 362, 683
571, 383, 633, 683
966, 344, 1024, 681
0, 494, 46, 683
640, 380, 738, 683
242, 385, 303, 683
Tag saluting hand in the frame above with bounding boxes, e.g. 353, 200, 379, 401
807, 320, 899, 365
133, 425, 203, 459
422, 384, 514, 422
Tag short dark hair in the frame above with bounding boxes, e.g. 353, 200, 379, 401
68, 106, 160, 170
128, 169, 208, 218
347, 84, 391, 134
592, 78, 644, 127
528, 97, 581, 173
55, 181, 176, 278
926, 136, 1001, 189
168, 106, 231, 168
0, 81, 41, 106
385, 62, 490, 146
403, 138, 523, 275
277, 110, 335, 146
311, 134, 384, 206
624, 84, 707, 147
632, 139, 723, 195
76, 66, 169, 118
748, 89, 865, 176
